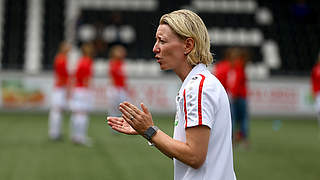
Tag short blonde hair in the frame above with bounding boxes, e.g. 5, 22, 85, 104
160, 9, 213, 66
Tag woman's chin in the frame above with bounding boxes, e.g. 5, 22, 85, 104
158, 62, 172, 71
159, 65, 170, 71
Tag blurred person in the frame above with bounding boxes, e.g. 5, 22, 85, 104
107, 45, 129, 118
227, 48, 249, 148
69, 42, 94, 146
107, 9, 236, 180
48, 41, 71, 140
212, 48, 232, 90
311, 53, 320, 137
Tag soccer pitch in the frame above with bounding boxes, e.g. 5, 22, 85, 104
0, 112, 319, 180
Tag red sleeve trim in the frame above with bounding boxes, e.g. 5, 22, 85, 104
198, 74, 206, 126
183, 89, 188, 128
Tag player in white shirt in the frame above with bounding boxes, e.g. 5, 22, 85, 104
174, 64, 236, 180
107, 9, 236, 180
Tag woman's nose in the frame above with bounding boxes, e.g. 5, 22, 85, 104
153, 42, 159, 53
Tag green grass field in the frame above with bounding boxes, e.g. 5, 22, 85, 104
0, 112, 319, 180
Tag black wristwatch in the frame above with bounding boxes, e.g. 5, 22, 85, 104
143, 126, 159, 141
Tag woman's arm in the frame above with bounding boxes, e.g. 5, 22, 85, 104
112, 101, 210, 169
152, 126, 210, 169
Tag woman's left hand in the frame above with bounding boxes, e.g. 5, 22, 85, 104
119, 102, 154, 135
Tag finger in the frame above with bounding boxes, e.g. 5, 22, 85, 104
122, 114, 134, 127
141, 103, 151, 115
120, 103, 137, 118
107, 119, 120, 128
107, 117, 126, 130
120, 102, 138, 116
111, 125, 127, 134
107, 117, 124, 126
107, 120, 121, 128
107, 116, 123, 122
110, 123, 129, 134
124, 102, 142, 115
107, 121, 119, 128
119, 106, 134, 119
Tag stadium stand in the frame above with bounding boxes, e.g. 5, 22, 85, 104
1, 0, 26, 70
0, 0, 319, 77
258, 0, 320, 76
42, 0, 65, 70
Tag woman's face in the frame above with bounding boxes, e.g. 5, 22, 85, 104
153, 24, 185, 71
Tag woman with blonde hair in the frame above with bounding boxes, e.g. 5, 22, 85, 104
107, 10, 236, 180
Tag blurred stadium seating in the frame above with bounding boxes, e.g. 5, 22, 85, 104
0, 0, 319, 114
0, 0, 319, 76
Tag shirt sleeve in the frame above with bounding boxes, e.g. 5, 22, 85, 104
183, 74, 215, 129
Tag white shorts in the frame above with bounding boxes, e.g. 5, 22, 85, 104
51, 87, 68, 108
315, 93, 320, 114
69, 87, 93, 112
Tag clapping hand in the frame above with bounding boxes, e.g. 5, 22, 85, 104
107, 102, 154, 136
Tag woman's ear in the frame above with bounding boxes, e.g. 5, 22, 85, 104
184, 37, 194, 55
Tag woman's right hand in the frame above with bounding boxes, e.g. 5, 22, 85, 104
107, 117, 138, 135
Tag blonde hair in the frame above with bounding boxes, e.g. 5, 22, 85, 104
159, 9, 213, 66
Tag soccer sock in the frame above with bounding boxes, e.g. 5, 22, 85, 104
48, 109, 62, 139
71, 112, 89, 141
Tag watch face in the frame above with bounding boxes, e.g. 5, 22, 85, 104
144, 126, 158, 141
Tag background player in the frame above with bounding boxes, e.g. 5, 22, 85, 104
69, 42, 95, 146
212, 48, 232, 90
227, 47, 250, 148
311, 52, 320, 138
107, 45, 129, 118
48, 41, 71, 140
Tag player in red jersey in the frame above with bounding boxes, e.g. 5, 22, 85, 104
48, 42, 71, 140
213, 48, 232, 90
311, 53, 320, 137
226, 48, 250, 148
69, 43, 94, 146
107, 45, 129, 118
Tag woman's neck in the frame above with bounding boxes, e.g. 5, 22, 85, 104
174, 63, 193, 82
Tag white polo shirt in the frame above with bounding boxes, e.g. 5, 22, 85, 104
173, 63, 236, 180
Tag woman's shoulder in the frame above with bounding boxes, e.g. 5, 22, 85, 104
186, 72, 220, 90
195, 70, 218, 83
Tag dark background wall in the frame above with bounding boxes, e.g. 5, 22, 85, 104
1, 0, 319, 76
